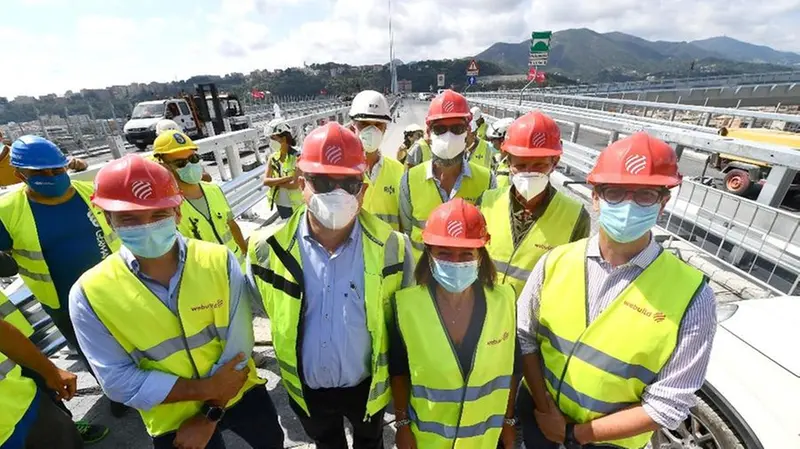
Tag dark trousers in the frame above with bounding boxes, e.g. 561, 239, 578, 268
11, 389, 84, 449
152, 385, 284, 449
276, 205, 294, 219
288, 378, 385, 449
516, 387, 622, 449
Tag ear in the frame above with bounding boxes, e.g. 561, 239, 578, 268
591, 190, 601, 212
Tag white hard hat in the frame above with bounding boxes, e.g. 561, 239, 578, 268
486, 118, 514, 140
265, 118, 292, 137
470, 106, 482, 121
349, 90, 391, 123
404, 124, 424, 134
155, 119, 181, 136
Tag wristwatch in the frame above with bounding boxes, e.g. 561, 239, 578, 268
563, 423, 581, 449
503, 416, 518, 427
201, 403, 225, 423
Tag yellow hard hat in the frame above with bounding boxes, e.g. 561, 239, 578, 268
153, 131, 197, 156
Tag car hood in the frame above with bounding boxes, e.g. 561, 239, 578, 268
720, 296, 799, 377
123, 118, 160, 131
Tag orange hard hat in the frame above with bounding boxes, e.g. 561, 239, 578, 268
426, 90, 472, 124
92, 155, 183, 212
297, 122, 367, 175
502, 111, 562, 157
587, 132, 681, 188
422, 198, 490, 249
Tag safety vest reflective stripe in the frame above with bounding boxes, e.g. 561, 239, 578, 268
409, 410, 505, 440
248, 208, 402, 418
178, 182, 243, 264
491, 260, 530, 283
537, 239, 703, 449
0, 359, 16, 380
411, 374, 512, 402
407, 161, 491, 259
0, 293, 34, 338
0, 181, 120, 309
80, 239, 263, 436
362, 157, 404, 231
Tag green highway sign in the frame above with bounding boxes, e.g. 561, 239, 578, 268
531, 31, 552, 53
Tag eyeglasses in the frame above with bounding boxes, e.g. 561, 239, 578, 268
597, 186, 667, 207
306, 175, 363, 195
168, 153, 201, 168
431, 123, 468, 136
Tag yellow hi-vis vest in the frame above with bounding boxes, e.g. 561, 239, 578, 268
395, 284, 516, 449
0, 349, 37, 446
0, 182, 121, 310
482, 187, 583, 297
416, 140, 433, 164
266, 151, 303, 209
248, 208, 405, 419
178, 182, 243, 265
363, 156, 404, 231
468, 139, 493, 170
79, 239, 264, 436
495, 156, 509, 189
407, 161, 491, 258
0, 293, 34, 338
538, 239, 703, 449
476, 122, 488, 140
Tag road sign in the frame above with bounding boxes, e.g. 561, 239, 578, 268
466, 59, 479, 76
437, 73, 445, 87
529, 52, 549, 66
467, 76, 477, 86
530, 31, 552, 53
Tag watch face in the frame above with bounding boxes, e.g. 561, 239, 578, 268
206, 406, 224, 421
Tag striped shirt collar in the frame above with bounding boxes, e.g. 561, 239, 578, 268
586, 233, 661, 270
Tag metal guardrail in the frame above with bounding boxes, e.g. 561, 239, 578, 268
477, 99, 800, 296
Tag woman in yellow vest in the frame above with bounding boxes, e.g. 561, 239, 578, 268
263, 119, 303, 219
390, 198, 520, 449
152, 130, 248, 264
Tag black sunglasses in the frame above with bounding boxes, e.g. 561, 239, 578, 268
168, 153, 201, 168
306, 175, 363, 195
431, 123, 469, 136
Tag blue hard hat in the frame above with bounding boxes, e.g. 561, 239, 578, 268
10, 135, 68, 170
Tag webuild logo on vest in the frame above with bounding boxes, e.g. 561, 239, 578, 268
486, 331, 510, 346
86, 210, 111, 259
623, 300, 666, 323
190, 299, 224, 312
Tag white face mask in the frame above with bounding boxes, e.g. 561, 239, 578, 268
430, 131, 467, 160
357, 125, 384, 153
308, 188, 360, 230
512, 172, 549, 201
269, 139, 282, 153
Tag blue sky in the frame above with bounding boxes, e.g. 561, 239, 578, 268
1, 0, 799, 98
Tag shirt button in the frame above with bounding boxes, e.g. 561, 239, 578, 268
325, 314, 329, 320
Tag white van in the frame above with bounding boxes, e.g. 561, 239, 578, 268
123, 99, 200, 150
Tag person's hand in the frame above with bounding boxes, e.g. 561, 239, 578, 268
395, 425, 417, 449
173, 415, 217, 449
44, 367, 77, 401
500, 421, 516, 449
208, 353, 249, 405
533, 394, 567, 443
67, 157, 88, 172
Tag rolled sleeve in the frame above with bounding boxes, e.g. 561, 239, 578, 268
398, 171, 413, 235
642, 283, 717, 429
69, 281, 177, 411
516, 254, 547, 356
212, 250, 255, 374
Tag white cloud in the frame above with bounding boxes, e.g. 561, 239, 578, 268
1, 0, 799, 98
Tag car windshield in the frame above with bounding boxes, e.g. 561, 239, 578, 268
131, 103, 165, 119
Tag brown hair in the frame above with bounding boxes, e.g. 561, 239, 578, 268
414, 246, 497, 288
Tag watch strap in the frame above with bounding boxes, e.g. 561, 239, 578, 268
564, 423, 579, 447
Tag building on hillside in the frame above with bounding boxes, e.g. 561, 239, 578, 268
13, 96, 35, 105
398, 80, 412, 93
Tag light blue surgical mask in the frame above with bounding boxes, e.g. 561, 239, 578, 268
25, 172, 71, 197
598, 200, 661, 243
116, 216, 178, 258
176, 162, 203, 184
431, 257, 479, 293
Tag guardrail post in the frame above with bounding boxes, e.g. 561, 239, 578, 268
107, 135, 126, 159
674, 144, 686, 160
668, 109, 676, 121
225, 144, 243, 179
607, 131, 619, 146
701, 113, 711, 127
223, 118, 232, 133
205, 122, 216, 137
212, 148, 229, 181
570, 123, 580, 143
755, 166, 795, 207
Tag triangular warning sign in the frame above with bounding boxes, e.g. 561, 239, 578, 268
467, 60, 479, 72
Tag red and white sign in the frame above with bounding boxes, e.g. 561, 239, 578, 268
527, 67, 537, 81
466, 59, 479, 76
535, 71, 546, 84
251, 89, 266, 100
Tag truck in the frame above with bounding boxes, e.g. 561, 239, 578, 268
123, 84, 247, 150
711, 127, 800, 197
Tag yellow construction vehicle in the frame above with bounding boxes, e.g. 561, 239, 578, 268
712, 127, 800, 197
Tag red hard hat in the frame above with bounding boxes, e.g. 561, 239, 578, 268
422, 198, 490, 249
587, 132, 682, 188
426, 90, 472, 124
92, 155, 183, 212
297, 122, 367, 175
502, 111, 562, 157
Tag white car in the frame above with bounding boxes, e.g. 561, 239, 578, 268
653, 296, 800, 449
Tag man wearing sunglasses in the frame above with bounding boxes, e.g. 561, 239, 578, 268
349, 90, 404, 231
152, 131, 248, 265
516, 132, 717, 449
247, 122, 415, 449
399, 89, 495, 260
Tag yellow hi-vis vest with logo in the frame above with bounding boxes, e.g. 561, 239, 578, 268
363, 156, 404, 231
537, 239, 703, 449
0, 293, 34, 338
395, 284, 516, 449
482, 187, 583, 298
407, 161, 491, 259
266, 151, 303, 209
178, 182, 243, 265
416, 140, 433, 164
248, 208, 405, 419
0, 181, 121, 310
468, 139, 493, 170
495, 156, 509, 189
0, 348, 37, 446
79, 239, 264, 436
